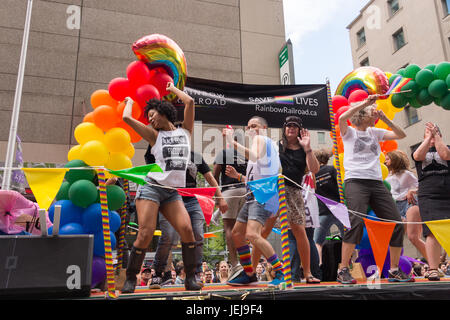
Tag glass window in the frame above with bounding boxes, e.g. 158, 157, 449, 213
317, 132, 325, 144
443, 0, 450, 15
405, 106, 419, 126
393, 28, 406, 51
357, 28, 366, 47
388, 0, 400, 16
360, 57, 370, 66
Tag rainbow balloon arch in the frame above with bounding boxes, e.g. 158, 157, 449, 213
4, 31, 450, 298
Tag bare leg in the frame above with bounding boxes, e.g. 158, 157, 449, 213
406, 206, 427, 261
389, 246, 402, 269
223, 218, 238, 267
340, 242, 357, 268
160, 200, 195, 243
426, 234, 442, 270
134, 199, 160, 248
251, 214, 277, 270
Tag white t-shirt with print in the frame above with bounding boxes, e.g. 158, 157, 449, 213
341, 126, 388, 181
385, 170, 418, 201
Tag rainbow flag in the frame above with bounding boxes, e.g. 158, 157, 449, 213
385, 76, 411, 95
274, 95, 294, 104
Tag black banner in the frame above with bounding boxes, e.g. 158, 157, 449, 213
175, 77, 331, 130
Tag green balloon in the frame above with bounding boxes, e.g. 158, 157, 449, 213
404, 64, 421, 79
408, 96, 423, 109
415, 69, 435, 88
434, 61, 450, 80
383, 180, 391, 192
434, 96, 442, 106
428, 79, 448, 98
401, 81, 419, 98
106, 185, 126, 211
396, 68, 406, 76
424, 64, 436, 72
391, 93, 408, 108
441, 93, 450, 110
55, 181, 70, 201
64, 159, 96, 184
68, 179, 98, 208
447, 74, 450, 89
389, 74, 400, 86
417, 88, 434, 106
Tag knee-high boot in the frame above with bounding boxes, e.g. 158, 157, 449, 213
121, 246, 146, 294
182, 242, 202, 291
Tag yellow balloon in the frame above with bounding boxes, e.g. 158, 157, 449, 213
333, 153, 345, 170
381, 163, 389, 180
123, 143, 135, 159
375, 120, 389, 130
74, 122, 104, 145
106, 152, 132, 171
67, 145, 82, 161
104, 127, 131, 153
80, 140, 109, 166
385, 72, 392, 79
379, 152, 386, 164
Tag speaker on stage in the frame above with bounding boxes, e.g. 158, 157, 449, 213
0, 235, 94, 299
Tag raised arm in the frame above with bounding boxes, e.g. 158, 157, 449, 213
167, 82, 195, 134
431, 124, 450, 161
203, 171, 229, 214
413, 124, 433, 161
375, 110, 406, 140
223, 128, 266, 162
123, 97, 158, 146
298, 128, 320, 174
339, 95, 378, 136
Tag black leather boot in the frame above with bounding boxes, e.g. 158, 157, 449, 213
121, 246, 146, 294
182, 242, 202, 291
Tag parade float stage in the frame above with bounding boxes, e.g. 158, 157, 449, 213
86, 277, 450, 300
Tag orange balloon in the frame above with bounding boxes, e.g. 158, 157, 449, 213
116, 101, 142, 120
83, 111, 94, 123
90, 89, 118, 109
337, 138, 344, 153
381, 140, 398, 153
93, 105, 120, 132
117, 120, 142, 143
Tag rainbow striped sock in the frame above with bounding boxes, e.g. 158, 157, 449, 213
268, 254, 283, 272
237, 245, 253, 274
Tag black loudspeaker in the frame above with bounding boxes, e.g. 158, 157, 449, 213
0, 235, 94, 299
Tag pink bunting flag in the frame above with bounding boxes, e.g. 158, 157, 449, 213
176, 187, 217, 226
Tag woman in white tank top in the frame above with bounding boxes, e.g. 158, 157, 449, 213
120, 82, 202, 293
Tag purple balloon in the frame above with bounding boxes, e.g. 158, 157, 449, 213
91, 256, 106, 287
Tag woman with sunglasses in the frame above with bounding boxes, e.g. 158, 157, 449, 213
120, 82, 202, 293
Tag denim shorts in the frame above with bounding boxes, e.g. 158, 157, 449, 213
135, 177, 182, 206
395, 199, 415, 219
236, 200, 273, 226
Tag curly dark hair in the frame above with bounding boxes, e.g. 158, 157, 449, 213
144, 98, 177, 124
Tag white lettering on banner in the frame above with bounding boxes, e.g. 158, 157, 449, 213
294, 97, 319, 107
255, 105, 318, 117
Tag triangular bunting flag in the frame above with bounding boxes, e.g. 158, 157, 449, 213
425, 219, 450, 256
108, 164, 163, 185
247, 175, 280, 214
195, 195, 215, 226
22, 168, 68, 210
315, 194, 351, 229
204, 232, 218, 239
176, 187, 217, 226
363, 218, 396, 276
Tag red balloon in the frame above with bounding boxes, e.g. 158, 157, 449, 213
348, 89, 369, 104
135, 84, 160, 107
150, 72, 174, 98
332, 95, 349, 113
381, 140, 398, 153
108, 77, 131, 101
126, 61, 151, 88
334, 106, 350, 126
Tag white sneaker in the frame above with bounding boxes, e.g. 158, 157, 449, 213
210, 209, 221, 226
228, 264, 244, 281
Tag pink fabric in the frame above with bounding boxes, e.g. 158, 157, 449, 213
0, 190, 52, 235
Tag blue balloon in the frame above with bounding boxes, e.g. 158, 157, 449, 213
355, 210, 380, 250
82, 203, 122, 234
93, 231, 117, 257
60, 222, 85, 235
48, 200, 84, 226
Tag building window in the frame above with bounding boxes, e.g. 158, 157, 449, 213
405, 106, 419, 126
442, 0, 450, 16
357, 28, 366, 48
388, 0, 400, 16
317, 132, 325, 144
360, 57, 370, 66
393, 28, 406, 51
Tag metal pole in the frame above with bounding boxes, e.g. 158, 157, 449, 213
2, 0, 33, 190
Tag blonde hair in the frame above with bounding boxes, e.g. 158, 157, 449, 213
350, 103, 376, 126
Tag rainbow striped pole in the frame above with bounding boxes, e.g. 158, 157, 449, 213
277, 175, 292, 289
117, 179, 129, 268
326, 79, 345, 204
97, 169, 117, 299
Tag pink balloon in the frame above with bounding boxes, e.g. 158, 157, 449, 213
150, 72, 174, 98
135, 84, 160, 107
127, 61, 151, 88
348, 89, 369, 104
108, 77, 131, 101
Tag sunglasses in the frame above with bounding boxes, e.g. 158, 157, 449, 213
284, 122, 301, 129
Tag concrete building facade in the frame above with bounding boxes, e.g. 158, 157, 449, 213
347, 0, 450, 162
0, 0, 286, 167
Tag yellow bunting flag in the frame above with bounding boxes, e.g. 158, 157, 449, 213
22, 168, 68, 210
363, 218, 396, 275
425, 219, 450, 255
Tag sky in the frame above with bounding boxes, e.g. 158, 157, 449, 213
282, 0, 369, 93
